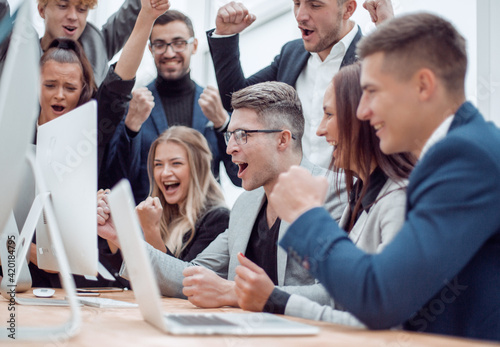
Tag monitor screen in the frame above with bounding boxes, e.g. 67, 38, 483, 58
35, 101, 99, 277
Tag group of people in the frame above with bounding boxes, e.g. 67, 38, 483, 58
1, 0, 499, 342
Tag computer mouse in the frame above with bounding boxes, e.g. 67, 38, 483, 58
33, 288, 55, 298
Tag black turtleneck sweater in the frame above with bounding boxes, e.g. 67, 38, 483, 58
155, 72, 195, 128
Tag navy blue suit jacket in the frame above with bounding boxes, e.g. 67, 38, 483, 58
280, 102, 500, 341
207, 27, 362, 111
103, 80, 240, 203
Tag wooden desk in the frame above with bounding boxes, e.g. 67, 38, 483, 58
2, 289, 499, 346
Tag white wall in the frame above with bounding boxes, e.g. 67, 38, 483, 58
9, 0, 499, 203
477, 0, 500, 123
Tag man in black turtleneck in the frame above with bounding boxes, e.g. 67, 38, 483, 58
103, 10, 240, 203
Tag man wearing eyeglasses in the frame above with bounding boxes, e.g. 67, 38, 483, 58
99, 81, 346, 309
103, 10, 240, 203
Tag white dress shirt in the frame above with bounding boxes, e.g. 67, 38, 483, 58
419, 115, 454, 160
295, 25, 359, 169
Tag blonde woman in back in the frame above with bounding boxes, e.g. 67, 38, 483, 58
132, 126, 229, 260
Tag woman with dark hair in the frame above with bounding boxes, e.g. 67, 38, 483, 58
29, 0, 171, 288
232, 63, 416, 326
38, 0, 170, 173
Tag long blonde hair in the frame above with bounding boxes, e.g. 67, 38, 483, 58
147, 126, 226, 256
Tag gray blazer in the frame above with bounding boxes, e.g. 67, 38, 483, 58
123, 157, 346, 304
284, 178, 407, 326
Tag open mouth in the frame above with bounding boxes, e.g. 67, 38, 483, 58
63, 26, 77, 33
164, 182, 180, 192
300, 27, 314, 38
51, 105, 65, 113
327, 140, 338, 147
237, 163, 248, 177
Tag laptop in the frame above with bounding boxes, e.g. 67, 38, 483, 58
107, 180, 319, 336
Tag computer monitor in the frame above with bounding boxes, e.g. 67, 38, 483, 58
0, 3, 38, 235
35, 100, 99, 277
0, 1, 82, 341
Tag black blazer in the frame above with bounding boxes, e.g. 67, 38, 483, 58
207, 26, 362, 111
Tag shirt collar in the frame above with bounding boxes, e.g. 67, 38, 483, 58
311, 23, 358, 63
419, 115, 454, 160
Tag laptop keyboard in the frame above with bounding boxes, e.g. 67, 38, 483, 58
15, 298, 72, 306
167, 314, 238, 326
77, 297, 138, 308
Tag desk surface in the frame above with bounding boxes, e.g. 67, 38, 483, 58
2, 289, 499, 346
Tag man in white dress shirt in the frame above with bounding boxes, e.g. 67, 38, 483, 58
206, 0, 393, 168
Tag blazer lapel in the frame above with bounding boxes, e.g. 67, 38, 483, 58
348, 211, 368, 244
191, 84, 209, 133
277, 219, 290, 286
149, 83, 169, 135
340, 25, 362, 68
228, 189, 267, 277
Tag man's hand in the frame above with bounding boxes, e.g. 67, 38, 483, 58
363, 0, 394, 26
234, 253, 274, 312
124, 88, 155, 132
97, 192, 120, 249
269, 166, 329, 223
136, 197, 165, 252
214, 2, 256, 36
182, 266, 238, 308
198, 86, 229, 129
143, 0, 171, 17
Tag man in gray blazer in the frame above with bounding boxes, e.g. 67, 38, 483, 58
98, 81, 346, 309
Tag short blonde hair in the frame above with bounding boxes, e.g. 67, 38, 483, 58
38, 0, 98, 10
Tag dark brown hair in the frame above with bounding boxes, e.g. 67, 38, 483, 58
332, 63, 415, 231
356, 12, 467, 96
150, 10, 195, 41
40, 38, 97, 106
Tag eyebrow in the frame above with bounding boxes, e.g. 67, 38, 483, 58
152, 36, 188, 43
154, 157, 185, 161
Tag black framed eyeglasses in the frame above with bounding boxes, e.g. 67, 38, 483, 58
151, 37, 194, 54
224, 129, 296, 145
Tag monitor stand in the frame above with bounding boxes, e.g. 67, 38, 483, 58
0, 150, 81, 341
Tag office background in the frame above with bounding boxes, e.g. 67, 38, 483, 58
6, 0, 500, 204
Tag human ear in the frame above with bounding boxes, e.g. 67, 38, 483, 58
191, 38, 198, 55
38, 4, 46, 19
343, 0, 357, 20
415, 68, 436, 101
277, 130, 293, 151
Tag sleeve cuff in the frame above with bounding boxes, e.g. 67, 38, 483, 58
262, 287, 291, 314
104, 63, 136, 96
215, 115, 230, 133
125, 125, 139, 139
207, 28, 237, 39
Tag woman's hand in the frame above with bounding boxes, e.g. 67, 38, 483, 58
136, 197, 166, 252
97, 189, 120, 252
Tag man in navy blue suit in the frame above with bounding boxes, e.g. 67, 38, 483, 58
103, 10, 240, 203
268, 12, 500, 341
